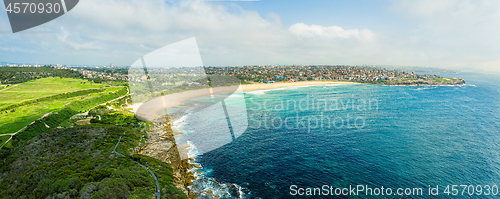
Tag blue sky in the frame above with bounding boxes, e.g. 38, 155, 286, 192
0, 0, 499, 72
236, 1, 396, 28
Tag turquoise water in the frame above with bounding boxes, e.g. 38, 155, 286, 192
177, 72, 500, 198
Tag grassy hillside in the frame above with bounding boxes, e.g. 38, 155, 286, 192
1, 89, 109, 136
0, 107, 187, 199
0, 77, 104, 108
0, 74, 190, 198
0, 78, 126, 140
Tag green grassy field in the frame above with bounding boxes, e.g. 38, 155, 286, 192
432, 77, 452, 82
0, 77, 104, 108
0, 87, 121, 135
0, 78, 125, 140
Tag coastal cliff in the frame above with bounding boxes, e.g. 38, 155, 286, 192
137, 115, 245, 198
138, 116, 197, 199
371, 77, 465, 86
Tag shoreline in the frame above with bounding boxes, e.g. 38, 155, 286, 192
135, 79, 467, 198
133, 81, 358, 119
133, 81, 358, 197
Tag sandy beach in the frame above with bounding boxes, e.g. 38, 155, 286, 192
133, 81, 357, 121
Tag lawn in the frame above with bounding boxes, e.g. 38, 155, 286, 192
0, 99, 71, 135
0, 77, 104, 109
0, 86, 124, 136
0, 76, 126, 138
432, 78, 452, 82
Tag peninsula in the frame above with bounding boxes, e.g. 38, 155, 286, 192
204, 65, 465, 86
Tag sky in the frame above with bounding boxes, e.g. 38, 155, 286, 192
0, 0, 499, 72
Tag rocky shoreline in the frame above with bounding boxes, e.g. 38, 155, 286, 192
370, 77, 466, 86
137, 115, 197, 198
137, 115, 244, 198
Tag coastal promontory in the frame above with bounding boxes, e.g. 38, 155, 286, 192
372, 77, 466, 86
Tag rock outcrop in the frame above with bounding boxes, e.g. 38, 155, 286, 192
376, 77, 465, 86
138, 115, 197, 199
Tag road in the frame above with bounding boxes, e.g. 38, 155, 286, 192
113, 132, 161, 199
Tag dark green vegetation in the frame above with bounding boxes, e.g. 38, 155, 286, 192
84, 67, 129, 76
0, 66, 83, 84
0, 136, 9, 148
0, 107, 187, 199
0, 68, 188, 198
88, 78, 129, 87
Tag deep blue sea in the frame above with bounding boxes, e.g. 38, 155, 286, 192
171, 72, 500, 198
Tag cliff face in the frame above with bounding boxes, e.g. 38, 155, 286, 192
377, 77, 465, 86
138, 116, 197, 199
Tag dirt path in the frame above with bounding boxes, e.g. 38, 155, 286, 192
0, 84, 17, 92
113, 131, 161, 199
0, 112, 53, 148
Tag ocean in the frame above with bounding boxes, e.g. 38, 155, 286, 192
170, 72, 500, 198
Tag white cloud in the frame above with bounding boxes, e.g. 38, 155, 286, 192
0, 0, 499, 71
57, 28, 101, 50
391, 0, 500, 32
388, 0, 500, 71
0, 0, 374, 66
391, 0, 458, 18
288, 23, 374, 41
